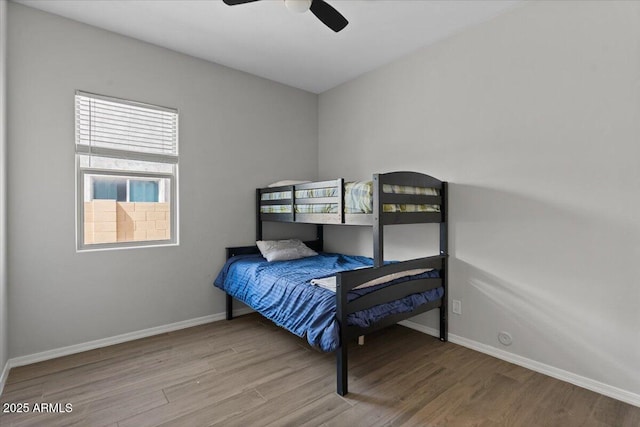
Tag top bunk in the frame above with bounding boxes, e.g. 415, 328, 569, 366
257, 171, 447, 227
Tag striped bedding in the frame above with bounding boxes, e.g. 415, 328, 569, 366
261, 181, 439, 214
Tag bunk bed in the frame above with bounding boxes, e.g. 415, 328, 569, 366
214, 171, 448, 396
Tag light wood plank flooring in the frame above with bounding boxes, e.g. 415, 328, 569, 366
1, 313, 638, 426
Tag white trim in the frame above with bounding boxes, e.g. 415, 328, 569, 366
398, 320, 440, 338
0, 359, 9, 397
7, 307, 253, 369
399, 320, 640, 408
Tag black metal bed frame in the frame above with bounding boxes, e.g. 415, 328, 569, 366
225, 171, 448, 396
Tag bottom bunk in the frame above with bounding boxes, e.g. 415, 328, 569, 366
214, 241, 448, 396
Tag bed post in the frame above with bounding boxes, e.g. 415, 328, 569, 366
226, 293, 233, 321
439, 182, 448, 342
316, 225, 324, 252
225, 247, 236, 321
373, 174, 383, 267
336, 275, 349, 395
256, 188, 263, 241
337, 342, 348, 396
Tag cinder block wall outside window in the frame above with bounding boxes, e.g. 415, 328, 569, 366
84, 200, 170, 244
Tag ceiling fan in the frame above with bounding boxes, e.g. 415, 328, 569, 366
222, 0, 349, 33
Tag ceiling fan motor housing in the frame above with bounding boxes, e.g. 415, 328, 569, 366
284, 0, 312, 14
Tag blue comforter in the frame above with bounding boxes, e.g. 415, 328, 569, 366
214, 253, 442, 352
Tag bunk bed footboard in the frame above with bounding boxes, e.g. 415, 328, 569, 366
335, 254, 448, 396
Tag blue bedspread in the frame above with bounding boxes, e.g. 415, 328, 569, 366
214, 253, 443, 352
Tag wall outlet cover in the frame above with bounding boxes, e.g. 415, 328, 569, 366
452, 299, 462, 315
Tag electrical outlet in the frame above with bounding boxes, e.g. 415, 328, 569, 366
452, 299, 462, 315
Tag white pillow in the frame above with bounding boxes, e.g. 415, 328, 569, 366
267, 180, 311, 188
256, 239, 318, 262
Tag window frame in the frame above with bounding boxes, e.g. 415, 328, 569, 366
75, 91, 179, 251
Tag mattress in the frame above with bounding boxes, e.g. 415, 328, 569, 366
260, 181, 440, 214
214, 253, 443, 352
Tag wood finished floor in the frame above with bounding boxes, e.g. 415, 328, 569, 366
1, 313, 638, 427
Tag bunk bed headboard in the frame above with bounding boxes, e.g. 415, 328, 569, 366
372, 172, 447, 266
375, 171, 445, 190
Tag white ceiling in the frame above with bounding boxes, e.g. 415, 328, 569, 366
15, 0, 521, 93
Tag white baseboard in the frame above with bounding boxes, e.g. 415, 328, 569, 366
6, 307, 254, 370
399, 320, 640, 408
0, 358, 9, 397
398, 320, 440, 338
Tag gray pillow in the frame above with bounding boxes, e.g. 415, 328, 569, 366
256, 239, 318, 262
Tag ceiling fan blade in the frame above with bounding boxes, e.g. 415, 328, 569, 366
309, 0, 348, 32
222, 0, 261, 5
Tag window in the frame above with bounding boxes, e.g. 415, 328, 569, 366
91, 177, 160, 202
75, 91, 178, 250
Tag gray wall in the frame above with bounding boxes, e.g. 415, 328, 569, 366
319, 0, 640, 396
0, 0, 8, 379
7, 3, 318, 358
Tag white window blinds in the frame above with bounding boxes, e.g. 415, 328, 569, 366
75, 91, 178, 163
